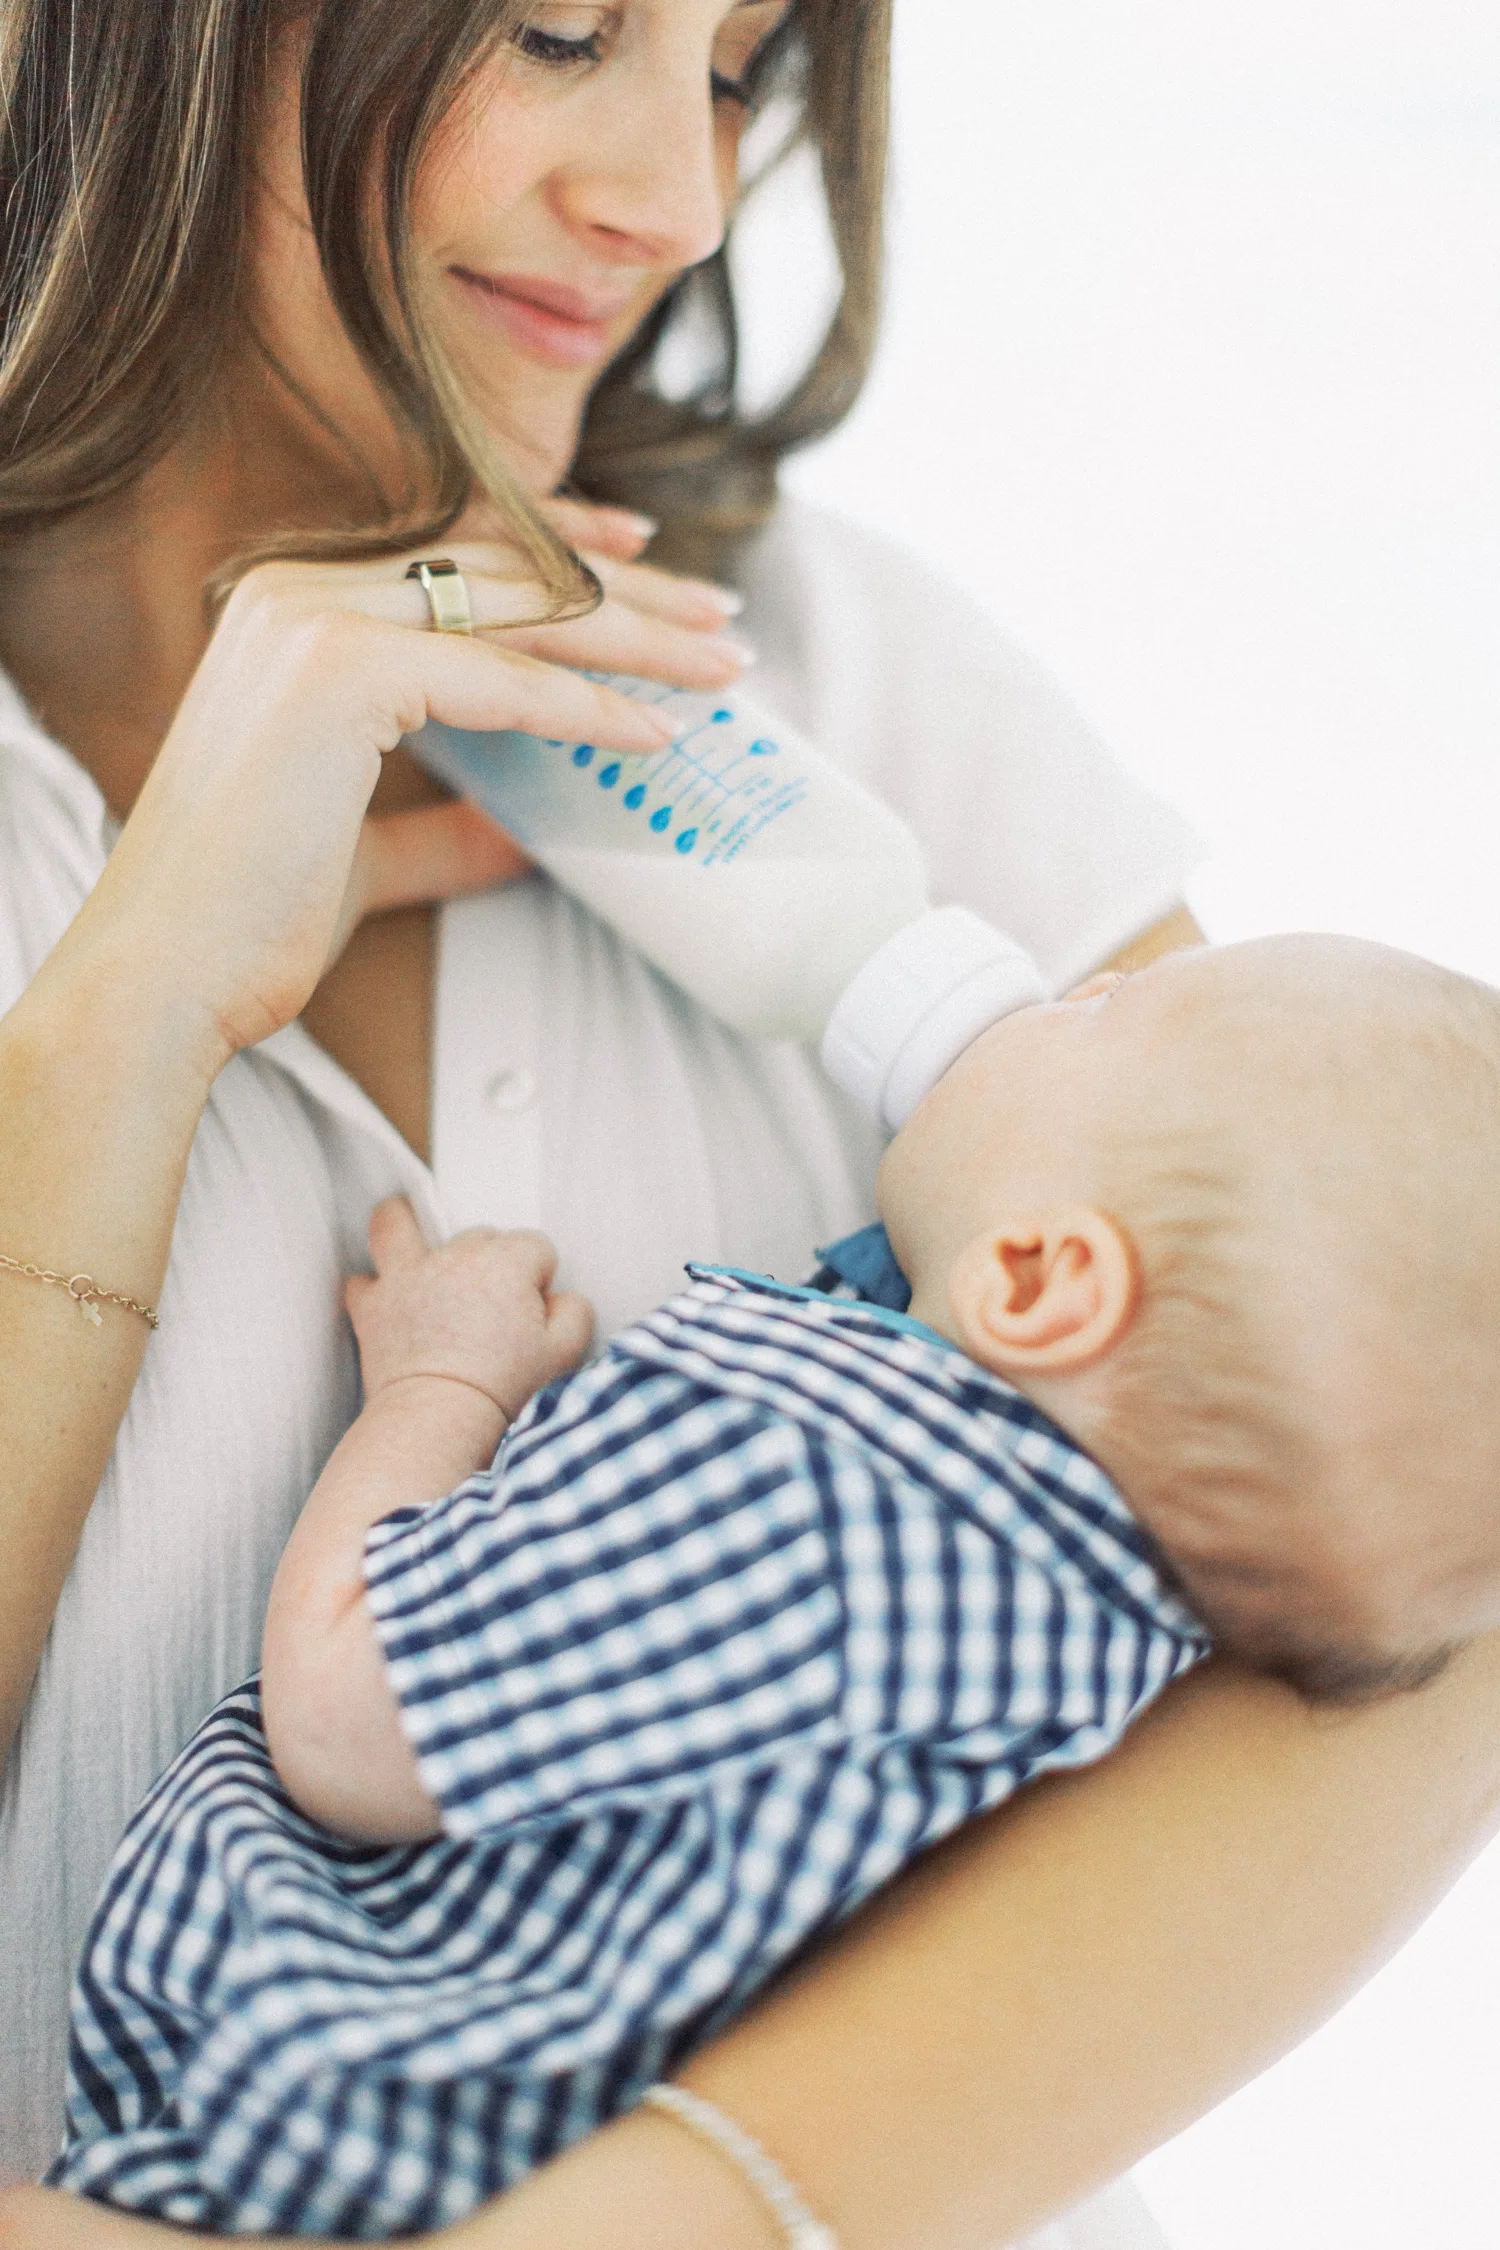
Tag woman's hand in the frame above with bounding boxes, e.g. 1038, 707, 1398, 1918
68, 503, 749, 1082
346, 499, 748, 929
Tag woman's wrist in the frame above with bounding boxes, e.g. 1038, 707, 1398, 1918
438, 2108, 781, 2250
21, 901, 236, 1111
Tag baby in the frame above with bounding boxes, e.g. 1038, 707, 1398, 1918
52, 935, 1500, 2236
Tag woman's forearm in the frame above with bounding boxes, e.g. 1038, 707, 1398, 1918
0, 930, 214, 1762
448, 1635, 1500, 2250
1099, 903, 1204, 975
10, 1634, 1500, 2250
678, 1642, 1500, 2247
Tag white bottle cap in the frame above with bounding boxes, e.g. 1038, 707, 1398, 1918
820, 906, 1050, 1131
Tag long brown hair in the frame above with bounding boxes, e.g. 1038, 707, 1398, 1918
0, 0, 890, 607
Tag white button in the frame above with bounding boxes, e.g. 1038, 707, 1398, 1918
483, 1065, 537, 1115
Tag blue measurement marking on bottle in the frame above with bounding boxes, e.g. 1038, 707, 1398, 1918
562, 683, 807, 861
655, 712, 746, 818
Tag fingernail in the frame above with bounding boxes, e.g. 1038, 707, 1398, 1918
712, 633, 757, 668
692, 582, 745, 617
640, 708, 678, 745
621, 512, 659, 539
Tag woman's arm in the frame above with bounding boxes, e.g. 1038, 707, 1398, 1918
461, 1636, 1500, 2250
1099, 903, 1204, 974
0, 939, 219, 1759
0, 522, 739, 1770
12, 1636, 1499, 2249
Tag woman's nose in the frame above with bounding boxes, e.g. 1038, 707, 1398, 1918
553, 54, 731, 272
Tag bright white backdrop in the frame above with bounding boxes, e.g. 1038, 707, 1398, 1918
735, 4, 1500, 2245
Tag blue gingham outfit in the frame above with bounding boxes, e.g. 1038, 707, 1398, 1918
52, 1231, 1207, 2237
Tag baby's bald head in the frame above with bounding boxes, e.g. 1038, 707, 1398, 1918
1099, 940, 1500, 1696
881, 936, 1500, 1700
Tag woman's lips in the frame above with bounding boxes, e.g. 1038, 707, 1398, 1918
449, 268, 638, 368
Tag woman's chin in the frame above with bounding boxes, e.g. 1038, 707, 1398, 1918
456, 364, 591, 499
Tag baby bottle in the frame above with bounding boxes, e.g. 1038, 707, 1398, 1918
410, 676, 1047, 1129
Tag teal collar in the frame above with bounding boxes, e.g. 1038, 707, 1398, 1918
692, 1265, 958, 1359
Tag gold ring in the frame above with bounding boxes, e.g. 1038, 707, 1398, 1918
404, 557, 473, 634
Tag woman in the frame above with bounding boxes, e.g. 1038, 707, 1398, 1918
1, 0, 1498, 2240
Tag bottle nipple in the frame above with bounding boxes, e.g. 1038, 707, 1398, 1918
820, 907, 1049, 1130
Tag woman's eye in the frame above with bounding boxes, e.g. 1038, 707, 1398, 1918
712, 4, 794, 111
510, 10, 611, 68
512, 24, 606, 67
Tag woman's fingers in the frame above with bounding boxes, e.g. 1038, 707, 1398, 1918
353, 803, 534, 923
581, 552, 744, 635
405, 634, 676, 750
440, 491, 656, 564
367, 1197, 428, 1275
356, 559, 749, 691
347, 565, 577, 637
537, 494, 658, 559
583, 550, 744, 629
496, 600, 752, 693
298, 539, 748, 693
334, 568, 747, 694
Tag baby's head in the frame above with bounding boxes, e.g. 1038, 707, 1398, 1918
879, 936, 1500, 1700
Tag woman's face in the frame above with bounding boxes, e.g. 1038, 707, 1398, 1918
251, 0, 790, 500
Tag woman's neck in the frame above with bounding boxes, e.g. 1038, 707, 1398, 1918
0, 370, 398, 814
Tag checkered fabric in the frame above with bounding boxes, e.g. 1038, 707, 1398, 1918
52, 1265, 1206, 2237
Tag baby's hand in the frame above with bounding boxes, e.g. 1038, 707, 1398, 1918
346, 1198, 594, 1424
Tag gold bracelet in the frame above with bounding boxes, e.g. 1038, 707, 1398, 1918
0, 1251, 159, 1331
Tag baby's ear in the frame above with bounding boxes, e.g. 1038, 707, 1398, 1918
947, 1208, 1138, 1376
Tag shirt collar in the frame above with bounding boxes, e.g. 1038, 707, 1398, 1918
696, 1262, 953, 1356
808, 1221, 913, 1311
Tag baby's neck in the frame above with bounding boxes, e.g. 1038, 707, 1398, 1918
902, 1274, 961, 1352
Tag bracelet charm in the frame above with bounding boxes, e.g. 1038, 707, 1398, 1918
0, 1251, 159, 1332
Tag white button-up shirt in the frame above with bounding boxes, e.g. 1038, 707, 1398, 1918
0, 501, 1196, 2182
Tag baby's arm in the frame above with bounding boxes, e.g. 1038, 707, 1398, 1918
260, 1197, 593, 1846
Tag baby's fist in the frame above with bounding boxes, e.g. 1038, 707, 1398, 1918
346, 1199, 593, 1423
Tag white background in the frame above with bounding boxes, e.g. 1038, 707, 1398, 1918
738, 4, 1500, 2245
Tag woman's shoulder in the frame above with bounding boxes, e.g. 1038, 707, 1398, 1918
737, 495, 1152, 785
737, 498, 1013, 730
737, 498, 1201, 988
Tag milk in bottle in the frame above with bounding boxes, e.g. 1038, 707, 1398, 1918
410, 673, 1046, 1128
